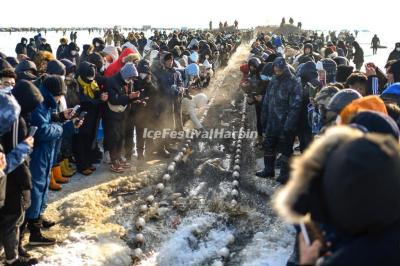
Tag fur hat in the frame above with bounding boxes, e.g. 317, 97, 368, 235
122, 53, 141, 63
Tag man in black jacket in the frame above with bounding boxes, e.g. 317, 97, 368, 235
104, 63, 140, 172
15, 38, 27, 56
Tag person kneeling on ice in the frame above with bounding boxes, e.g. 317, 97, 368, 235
181, 80, 209, 130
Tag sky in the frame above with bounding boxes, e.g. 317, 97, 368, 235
0, 0, 398, 32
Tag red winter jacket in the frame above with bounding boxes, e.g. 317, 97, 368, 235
104, 48, 135, 77
239, 63, 249, 84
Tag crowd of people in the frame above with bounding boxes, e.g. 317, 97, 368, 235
239, 27, 400, 265
0, 26, 249, 265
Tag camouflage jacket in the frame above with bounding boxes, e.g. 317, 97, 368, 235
261, 69, 303, 136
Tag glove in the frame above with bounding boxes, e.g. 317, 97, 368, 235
22, 190, 31, 210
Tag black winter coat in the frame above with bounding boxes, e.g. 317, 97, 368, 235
1, 117, 31, 214
104, 73, 131, 121
130, 78, 159, 128
322, 221, 400, 266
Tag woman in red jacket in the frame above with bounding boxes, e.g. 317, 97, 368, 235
104, 48, 140, 77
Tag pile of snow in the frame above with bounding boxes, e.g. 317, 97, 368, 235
240, 221, 295, 266
37, 231, 132, 266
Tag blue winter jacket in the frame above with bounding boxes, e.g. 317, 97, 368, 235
26, 85, 63, 219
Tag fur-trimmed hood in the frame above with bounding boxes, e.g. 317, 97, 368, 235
274, 125, 400, 236
273, 126, 364, 224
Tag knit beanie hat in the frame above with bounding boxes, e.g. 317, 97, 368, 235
120, 63, 138, 80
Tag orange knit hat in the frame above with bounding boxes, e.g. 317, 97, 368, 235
339, 96, 388, 124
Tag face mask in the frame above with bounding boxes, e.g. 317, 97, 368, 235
396, 47, 400, 52
23, 41, 27, 45
86, 76, 95, 82
100, 65, 106, 72
71, 50, 77, 55
260, 75, 271, 81
95, 43, 100, 47
139, 73, 148, 80
104, 61, 111, 69
1, 86, 13, 94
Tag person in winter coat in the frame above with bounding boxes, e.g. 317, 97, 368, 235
240, 57, 266, 142
274, 126, 400, 266
154, 52, 185, 138
387, 42, 400, 62
6, 80, 43, 262
0, 92, 38, 266
92, 37, 105, 53
73, 62, 108, 175
351, 41, 364, 71
80, 44, 94, 64
32, 51, 54, 76
26, 38, 37, 60
38, 38, 52, 53
25, 75, 65, 246
14, 60, 38, 82
59, 42, 80, 65
15, 38, 27, 56
56, 37, 68, 60
296, 61, 320, 152
104, 47, 139, 77
103, 63, 140, 172
126, 59, 159, 160
257, 57, 302, 184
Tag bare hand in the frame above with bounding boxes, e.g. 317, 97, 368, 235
24, 136, 34, 148
365, 65, 377, 76
100, 92, 108, 102
129, 91, 140, 99
73, 118, 84, 128
299, 233, 323, 265
0, 152, 6, 171
63, 108, 74, 120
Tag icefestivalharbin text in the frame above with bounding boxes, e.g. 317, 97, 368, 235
142, 128, 258, 139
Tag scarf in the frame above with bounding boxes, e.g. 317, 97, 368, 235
78, 76, 99, 99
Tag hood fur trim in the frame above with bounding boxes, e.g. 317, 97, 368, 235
273, 126, 363, 223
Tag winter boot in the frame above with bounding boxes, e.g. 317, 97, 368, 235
49, 172, 62, 191
52, 166, 69, 184
255, 154, 276, 178
18, 244, 31, 258
27, 219, 56, 246
6, 257, 39, 266
39, 215, 56, 229
276, 155, 290, 184
60, 159, 75, 177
